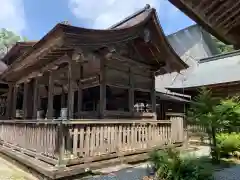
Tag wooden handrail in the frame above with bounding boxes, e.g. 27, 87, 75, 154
0, 119, 171, 124
166, 112, 185, 117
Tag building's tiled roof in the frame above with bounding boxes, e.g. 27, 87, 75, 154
1, 5, 188, 82
155, 24, 220, 94
167, 50, 240, 89
156, 91, 190, 103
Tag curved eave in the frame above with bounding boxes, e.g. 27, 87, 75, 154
1, 6, 187, 82
110, 7, 188, 72
1, 42, 36, 64
151, 9, 188, 72
168, 0, 236, 46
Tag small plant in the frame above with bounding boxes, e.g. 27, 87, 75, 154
216, 133, 240, 157
149, 148, 213, 180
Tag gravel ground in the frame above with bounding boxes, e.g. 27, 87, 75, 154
82, 146, 211, 180
214, 165, 240, 180
82, 146, 240, 180
81, 163, 150, 180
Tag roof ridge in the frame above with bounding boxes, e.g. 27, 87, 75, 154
108, 4, 151, 29
199, 49, 240, 63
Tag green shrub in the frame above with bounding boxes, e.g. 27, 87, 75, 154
216, 133, 240, 157
149, 148, 213, 180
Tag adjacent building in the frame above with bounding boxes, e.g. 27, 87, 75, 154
156, 24, 219, 93
167, 50, 240, 98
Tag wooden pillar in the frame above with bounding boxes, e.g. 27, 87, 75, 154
67, 61, 74, 119
37, 85, 41, 114
129, 67, 134, 117
61, 87, 65, 109
26, 80, 35, 119
32, 78, 39, 119
11, 84, 18, 119
151, 72, 156, 119
47, 72, 54, 119
57, 122, 66, 167
99, 58, 106, 118
6, 83, 13, 119
23, 82, 28, 119
78, 65, 83, 118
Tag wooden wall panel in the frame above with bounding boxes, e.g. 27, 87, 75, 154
133, 74, 152, 90
106, 68, 129, 87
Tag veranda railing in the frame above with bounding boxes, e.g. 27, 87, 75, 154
0, 116, 185, 167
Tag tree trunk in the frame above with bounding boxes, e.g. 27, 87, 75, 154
211, 126, 219, 163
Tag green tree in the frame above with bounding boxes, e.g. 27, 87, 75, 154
214, 96, 240, 132
188, 88, 240, 162
0, 28, 22, 58
211, 36, 234, 54
187, 88, 220, 162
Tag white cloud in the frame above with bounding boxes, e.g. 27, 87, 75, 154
68, 0, 193, 34
0, 0, 26, 34
69, 0, 162, 29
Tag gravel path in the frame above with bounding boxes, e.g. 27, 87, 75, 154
81, 146, 211, 180
81, 163, 150, 180
81, 146, 240, 180
214, 165, 240, 180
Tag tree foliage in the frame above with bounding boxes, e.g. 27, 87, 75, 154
214, 96, 240, 130
188, 88, 240, 162
211, 36, 234, 54
0, 28, 22, 58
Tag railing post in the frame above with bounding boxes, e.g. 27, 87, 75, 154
0, 122, 3, 141
57, 121, 66, 167
169, 113, 185, 145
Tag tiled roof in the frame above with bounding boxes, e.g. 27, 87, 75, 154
167, 50, 240, 89
156, 91, 190, 103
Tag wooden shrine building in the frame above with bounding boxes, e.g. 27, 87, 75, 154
0, 42, 36, 118
0, 6, 189, 178
0, 5, 187, 121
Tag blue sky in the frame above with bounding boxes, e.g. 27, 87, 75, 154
1, 0, 195, 40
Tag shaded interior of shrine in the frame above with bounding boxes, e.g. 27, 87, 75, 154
14, 85, 154, 120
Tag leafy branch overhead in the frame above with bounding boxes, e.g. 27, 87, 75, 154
211, 35, 234, 54
0, 28, 26, 59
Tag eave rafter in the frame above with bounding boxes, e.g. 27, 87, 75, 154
16, 54, 71, 84
171, 0, 240, 46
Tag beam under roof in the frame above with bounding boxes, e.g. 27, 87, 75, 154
169, 0, 240, 48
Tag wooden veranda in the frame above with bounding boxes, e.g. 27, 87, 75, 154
0, 5, 188, 179
0, 115, 185, 179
